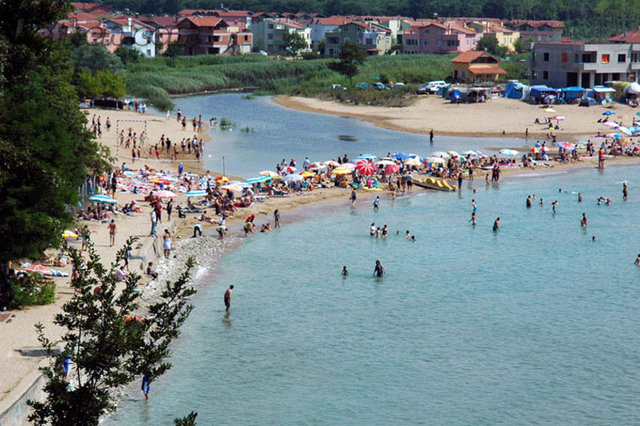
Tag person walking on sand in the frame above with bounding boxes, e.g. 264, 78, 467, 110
373, 260, 385, 277
108, 219, 116, 247
224, 285, 234, 312
274, 209, 280, 228
163, 229, 172, 259
150, 209, 157, 236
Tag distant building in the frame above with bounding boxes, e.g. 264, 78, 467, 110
176, 16, 252, 55
465, 22, 520, 52
451, 50, 506, 83
105, 17, 156, 57
251, 17, 311, 54
324, 21, 392, 56
178, 9, 252, 32
402, 22, 480, 54
138, 16, 181, 53
531, 41, 639, 88
504, 20, 564, 49
310, 16, 350, 45
70, 2, 114, 15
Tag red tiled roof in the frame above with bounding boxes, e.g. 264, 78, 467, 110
451, 50, 494, 63
68, 11, 105, 21
610, 29, 640, 43
178, 9, 210, 16
468, 65, 507, 75
315, 16, 350, 26
214, 10, 250, 17
183, 16, 226, 28
139, 16, 181, 27
507, 20, 564, 29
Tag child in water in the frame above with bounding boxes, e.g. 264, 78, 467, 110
342, 266, 348, 276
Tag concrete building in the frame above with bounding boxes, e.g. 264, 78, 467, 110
531, 42, 640, 88
251, 17, 311, 54
176, 16, 252, 55
504, 20, 564, 49
324, 21, 392, 56
402, 22, 480, 54
310, 16, 349, 45
106, 18, 156, 57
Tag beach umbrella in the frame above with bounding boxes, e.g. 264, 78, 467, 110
499, 149, 519, 156
331, 168, 352, 175
300, 171, 315, 178
308, 162, 326, 170
62, 230, 78, 239
384, 164, 400, 174
425, 157, 446, 164
392, 152, 410, 161
404, 157, 422, 167
530, 147, 540, 153
618, 126, 633, 136
356, 160, 375, 176
150, 178, 172, 185
152, 190, 176, 198
260, 170, 279, 178
375, 159, 396, 166
357, 154, 378, 160
324, 160, 340, 167
286, 166, 297, 173
635, 112, 640, 117
221, 184, 243, 193
283, 174, 303, 183
557, 142, 575, 150
602, 110, 615, 115
185, 190, 207, 197
463, 149, 482, 156
447, 150, 460, 157
246, 176, 270, 184
603, 121, 619, 128
88, 194, 116, 204
553, 115, 565, 121
214, 176, 230, 183
431, 151, 450, 159
340, 162, 356, 170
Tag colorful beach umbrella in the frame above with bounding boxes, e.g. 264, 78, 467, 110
260, 170, 279, 178
88, 194, 116, 204
557, 142, 575, 150
152, 190, 176, 198
185, 190, 207, 197
447, 150, 460, 157
553, 115, 565, 121
463, 149, 482, 156
300, 171, 315, 178
324, 160, 340, 167
215, 176, 230, 183
498, 149, 519, 156
356, 160, 375, 176
340, 162, 356, 170
404, 157, 422, 167
62, 230, 78, 239
331, 168, 352, 175
602, 110, 615, 115
245, 176, 270, 184
357, 154, 378, 160
286, 166, 297, 173
375, 160, 396, 166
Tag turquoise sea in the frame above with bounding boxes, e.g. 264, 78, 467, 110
112, 96, 640, 425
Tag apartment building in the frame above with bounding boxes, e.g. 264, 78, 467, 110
324, 21, 392, 55
251, 17, 311, 53
402, 22, 480, 54
176, 16, 252, 55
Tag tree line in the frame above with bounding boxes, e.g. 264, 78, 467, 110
104, 0, 639, 41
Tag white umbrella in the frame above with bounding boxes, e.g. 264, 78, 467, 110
603, 121, 619, 128
375, 160, 397, 166
283, 174, 303, 183
404, 157, 422, 167
463, 149, 482, 156
499, 149, 520, 156
340, 162, 356, 170
431, 151, 450, 159
260, 170, 279, 178
426, 157, 446, 164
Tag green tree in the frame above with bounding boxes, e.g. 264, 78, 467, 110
163, 41, 185, 57
115, 45, 142, 65
282, 31, 308, 56
77, 69, 126, 98
476, 35, 509, 57
174, 411, 198, 425
28, 239, 197, 425
513, 37, 525, 53
328, 41, 367, 86
316, 39, 326, 56
70, 43, 123, 72
0, 0, 109, 303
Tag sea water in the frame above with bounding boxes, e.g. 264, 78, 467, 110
163, 94, 528, 178
110, 164, 640, 425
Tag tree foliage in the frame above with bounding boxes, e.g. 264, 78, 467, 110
327, 41, 367, 86
70, 43, 123, 72
115, 46, 142, 65
28, 239, 197, 425
174, 411, 198, 425
476, 35, 508, 57
163, 41, 186, 57
282, 31, 308, 56
77, 69, 127, 99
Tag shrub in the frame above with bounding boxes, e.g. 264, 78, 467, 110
9, 274, 56, 309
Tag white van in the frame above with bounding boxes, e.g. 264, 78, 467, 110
416, 81, 448, 95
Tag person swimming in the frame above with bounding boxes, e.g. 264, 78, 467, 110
540, 198, 544, 206
373, 260, 385, 277
635, 254, 640, 265
405, 230, 412, 239
382, 225, 388, 237
592, 236, 597, 242
370, 223, 376, 236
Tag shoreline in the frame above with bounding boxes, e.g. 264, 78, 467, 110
4, 101, 640, 422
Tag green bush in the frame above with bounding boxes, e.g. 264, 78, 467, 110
9, 274, 56, 309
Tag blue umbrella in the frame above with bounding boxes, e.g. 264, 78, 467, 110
246, 176, 270, 184
602, 110, 615, 115
357, 154, 378, 160
392, 152, 410, 161
185, 190, 207, 198
88, 195, 116, 204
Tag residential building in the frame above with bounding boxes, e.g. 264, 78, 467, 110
504, 20, 564, 49
176, 16, 252, 55
251, 17, 311, 54
451, 50, 506, 82
105, 17, 156, 57
402, 22, 480, 54
138, 16, 181, 53
310, 16, 350, 45
466, 22, 520, 52
324, 21, 392, 56
531, 41, 639, 88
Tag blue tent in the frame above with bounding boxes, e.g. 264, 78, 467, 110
529, 86, 558, 100
449, 89, 461, 103
560, 86, 585, 102
505, 81, 529, 99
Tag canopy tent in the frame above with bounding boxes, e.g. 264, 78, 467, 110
529, 85, 558, 102
504, 81, 529, 99
625, 82, 640, 95
559, 86, 585, 103
588, 86, 615, 104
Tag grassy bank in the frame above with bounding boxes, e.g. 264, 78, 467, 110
125, 53, 527, 110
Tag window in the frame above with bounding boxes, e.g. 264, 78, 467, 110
543, 52, 549, 61
268, 24, 274, 29
424, 40, 428, 45
268, 33, 273, 39
562, 53, 568, 62
618, 54, 626, 63
601, 54, 609, 63
437, 40, 442, 47
543, 71, 549, 79
424, 29, 429, 34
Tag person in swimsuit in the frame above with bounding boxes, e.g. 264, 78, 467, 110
224, 285, 233, 312
370, 223, 376, 236
342, 266, 348, 276
526, 196, 532, 208
493, 217, 500, 232
108, 219, 116, 247
581, 213, 587, 227
623, 183, 628, 201
163, 229, 172, 259
351, 189, 357, 206
373, 196, 380, 211
141, 375, 152, 400
470, 212, 476, 227
373, 260, 385, 277
274, 209, 281, 228
635, 254, 640, 265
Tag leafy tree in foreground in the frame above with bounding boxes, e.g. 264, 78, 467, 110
476, 35, 508, 58
28, 238, 196, 425
328, 41, 367, 86
282, 31, 308, 56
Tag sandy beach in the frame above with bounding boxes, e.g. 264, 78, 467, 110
3, 100, 640, 422
274, 95, 640, 141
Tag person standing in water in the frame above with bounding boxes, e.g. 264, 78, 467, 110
526, 196, 532, 208
224, 285, 234, 312
470, 212, 477, 227
373, 196, 380, 211
581, 213, 588, 227
623, 183, 628, 201
373, 260, 385, 277
141, 375, 152, 400
342, 266, 348, 276
578, 193, 583, 202
429, 129, 434, 144
350, 189, 357, 207
635, 254, 640, 265
552, 201, 558, 214
274, 209, 281, 228
493, 217, 500, 232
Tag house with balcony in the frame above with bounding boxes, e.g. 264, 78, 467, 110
176, 16, 252, 55
531, 42, 640, 88
324, 21, 392, 56
504, 20, 564, 49
106, 17, 156, 57
402, 22, 480, 54
310, 16, 350, 45
465, 22, 520, 52
251, 17, 311, 54
451, 50, 506, 82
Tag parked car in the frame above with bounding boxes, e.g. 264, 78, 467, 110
331, 84, 347, 90
392, 82, 406, 88
356, 82, 369, 89
373, 82, 388, 90
416, 81, 449, 95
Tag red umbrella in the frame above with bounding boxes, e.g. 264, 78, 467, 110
356, 160, 375, 176
384, 164, 400, 174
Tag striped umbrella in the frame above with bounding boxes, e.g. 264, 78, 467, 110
356, 160, 375, 176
